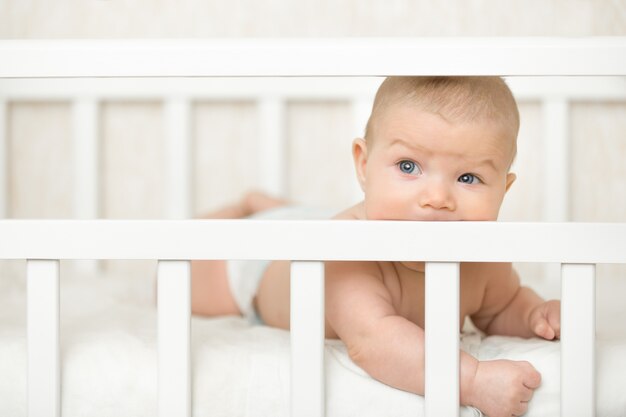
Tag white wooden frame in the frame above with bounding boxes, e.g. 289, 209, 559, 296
1, 38, 625, 77
1, 38, 626, 417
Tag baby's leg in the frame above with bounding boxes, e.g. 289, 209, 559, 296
191, 191, 288, 317
191, 259, 240, 316
199, 191, 287, 219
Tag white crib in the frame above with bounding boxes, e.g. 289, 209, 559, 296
1, 38, 626, 417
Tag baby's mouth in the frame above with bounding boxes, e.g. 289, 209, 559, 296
410, 215, 459, 221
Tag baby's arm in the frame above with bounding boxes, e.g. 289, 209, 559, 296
326, 261, 541, 417
326, 261, 431, 394
472, 264, 561, 340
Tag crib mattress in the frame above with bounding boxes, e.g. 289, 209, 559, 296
1, 268, 625, 417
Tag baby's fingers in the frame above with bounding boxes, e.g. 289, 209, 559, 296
545, 300, 561, 339
529, 301, 561, 341
513, 400, 530, 417
520, 363, 542, 390
531, 316, 556, 340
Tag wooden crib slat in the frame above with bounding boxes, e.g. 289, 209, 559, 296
72, 99, 100, 274
165, 99, 191, 219
290, 261, 325, 417
157, 260, 191, 417
0, 98, 6, 218
259, 98, 286, 196
27, 260, 60, 417
425, 262, 460, 417
72, 98, 99, 220
542, 99, 570, 222
561, 263, 596, 417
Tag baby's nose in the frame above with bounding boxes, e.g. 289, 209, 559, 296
418, 181, 455, 211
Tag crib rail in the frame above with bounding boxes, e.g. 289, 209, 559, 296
1, 220, 625, 263
2, 37, 625, 417
3, 219, 626, 417
1, 38, 626, 77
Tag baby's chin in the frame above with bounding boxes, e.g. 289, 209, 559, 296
367, 216, 486, 222
363, 208, 499, 222
411, 212, 500, 222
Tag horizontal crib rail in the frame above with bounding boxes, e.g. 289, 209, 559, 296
2, 76, 626, 101
1, 220, 625, 263
1, 38, 626, 78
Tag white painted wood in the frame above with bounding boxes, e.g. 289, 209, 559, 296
561, 263, 595, 417
1, 220, 625, 263
165, 98, 191, 219
290, 261, 325, 417
258, 98, 286, 196
542, 99, 571, 293
542, 99, 569, 222
157, 260, 191, 417
0, 99, 6, 218
507, 76, 626, 101
0, 77, 384, 100
72, 98, 99, 220
425, 262, 460, 417
72, 99, 100, 274
1, 38, 625, 78
1, 77, 625, 101
27, 259, 60, 417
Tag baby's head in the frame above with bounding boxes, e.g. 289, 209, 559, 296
353, 76, 519, 221
365, 76, 519, 161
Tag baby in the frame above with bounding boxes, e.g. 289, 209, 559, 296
191, 76, 561, 417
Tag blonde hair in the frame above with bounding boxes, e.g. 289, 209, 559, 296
364, 76, 520, 159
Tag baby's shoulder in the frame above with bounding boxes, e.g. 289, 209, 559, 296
326, 258, 384, 279
332, 202, 365, 220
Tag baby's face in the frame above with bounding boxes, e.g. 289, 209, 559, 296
354, 104, 516, 221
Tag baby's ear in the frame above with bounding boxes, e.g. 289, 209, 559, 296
505, 172, 516, 192
352, 138, 368, 191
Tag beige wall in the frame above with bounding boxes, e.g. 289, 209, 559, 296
1, 0, 625, 38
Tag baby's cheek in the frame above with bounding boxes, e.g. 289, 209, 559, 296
469, 197, 503, 220
460, 206, 498, 221
365, 206, 397, 220
365, 196, 408, 220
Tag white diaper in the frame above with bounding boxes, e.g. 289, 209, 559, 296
226, 205, 337, 323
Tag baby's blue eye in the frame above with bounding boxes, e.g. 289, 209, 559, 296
398, 160, 419, 175
458, 173, 480, 184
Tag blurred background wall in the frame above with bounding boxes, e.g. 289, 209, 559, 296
1, 0, 625, 336
1, 0, 625, 38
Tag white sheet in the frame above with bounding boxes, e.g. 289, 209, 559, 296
1, 267, 625, 417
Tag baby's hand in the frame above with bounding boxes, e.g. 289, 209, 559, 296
469, 359, 541, 417
528, 300, 561, 340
